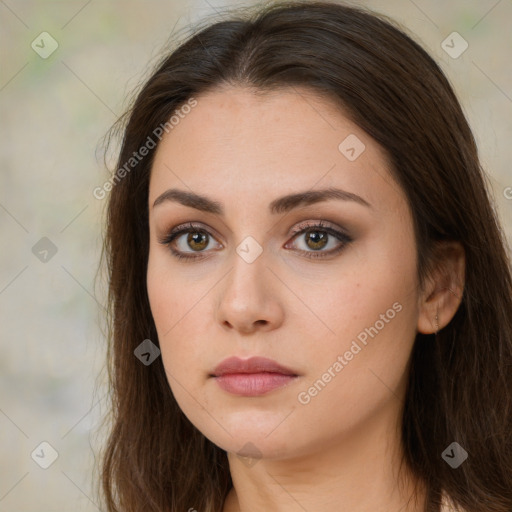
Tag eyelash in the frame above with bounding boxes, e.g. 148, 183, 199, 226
157, 220, 353, 262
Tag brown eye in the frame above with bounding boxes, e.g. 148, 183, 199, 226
158, 223, 223, 261
304, 229, 329, 250
159, 220, 352, 262
186, 231, 209, 251
285, 221, 353, 259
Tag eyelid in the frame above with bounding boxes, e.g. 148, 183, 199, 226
287, 219, 350, 239
160, 221, 224, 246
163, 219, 348, 241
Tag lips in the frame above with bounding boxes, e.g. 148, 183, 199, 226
210, 356, 299, 396
211, 356, 298, 377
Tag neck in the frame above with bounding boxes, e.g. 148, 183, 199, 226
222, 398, 426, 512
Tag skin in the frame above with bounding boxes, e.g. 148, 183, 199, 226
146, 86, 465, 512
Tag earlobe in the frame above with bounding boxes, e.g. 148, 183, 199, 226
417, 241, 465, 335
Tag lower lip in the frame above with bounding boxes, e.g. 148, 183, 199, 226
213, 373, 298, 396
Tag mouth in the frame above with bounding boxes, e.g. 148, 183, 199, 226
210, 356, 299, 396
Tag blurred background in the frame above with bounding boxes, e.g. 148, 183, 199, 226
0, 0, 511, 510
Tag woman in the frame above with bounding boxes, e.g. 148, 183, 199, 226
98, 2, 512, 511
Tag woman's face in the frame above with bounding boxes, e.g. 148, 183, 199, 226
147, 86, 423, 460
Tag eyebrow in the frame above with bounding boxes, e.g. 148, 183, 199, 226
152, 187, 371, 215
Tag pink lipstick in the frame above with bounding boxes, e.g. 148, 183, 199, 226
211, 356, 299, 396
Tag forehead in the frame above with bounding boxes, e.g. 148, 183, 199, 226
148, 86, 402, 215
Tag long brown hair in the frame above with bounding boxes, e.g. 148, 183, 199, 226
98, 2, 512, 511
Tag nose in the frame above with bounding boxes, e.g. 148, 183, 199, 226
215, 249, 285, 335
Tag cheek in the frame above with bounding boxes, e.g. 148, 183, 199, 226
299, 232, 419, 404
146, 258, 201, 377
309, 241, 417, 349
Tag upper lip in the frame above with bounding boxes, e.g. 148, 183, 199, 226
211, 356, 298, 377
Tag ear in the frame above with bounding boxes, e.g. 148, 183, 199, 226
417, 241, 465, 334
